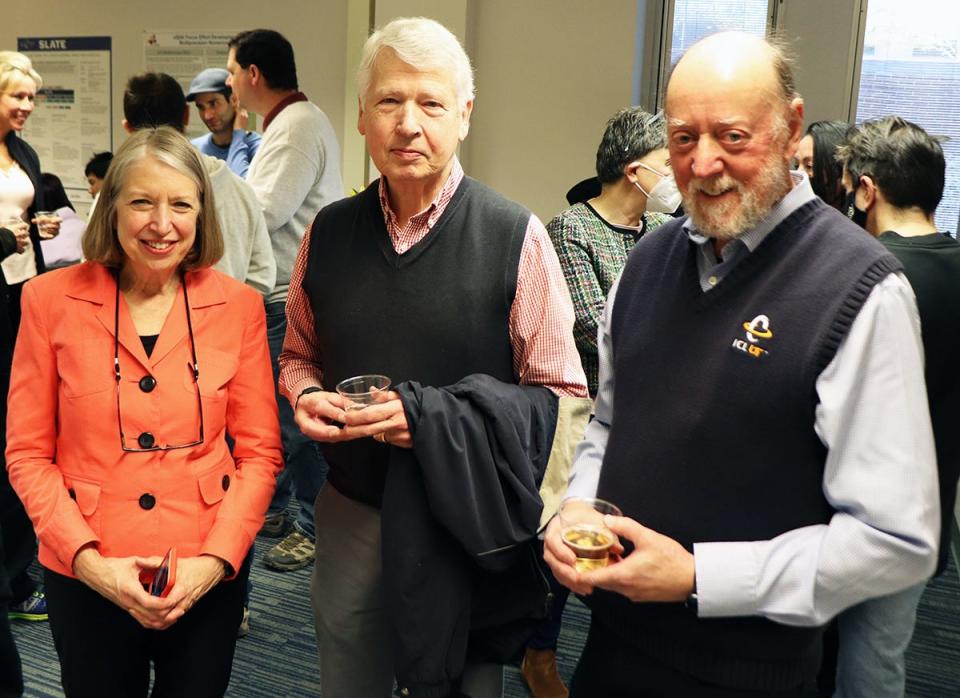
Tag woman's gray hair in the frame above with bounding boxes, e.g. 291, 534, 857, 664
0, 51, 42, 92
83, 126, 223, 270
357, 17, 475, 110
595, 108, 667, 184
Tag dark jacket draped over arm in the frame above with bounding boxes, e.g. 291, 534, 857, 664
383, 374, 559, 698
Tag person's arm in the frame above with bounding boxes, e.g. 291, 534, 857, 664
225, 130, 260, 179
694, 272, 939, 626
509, 215, 588, 398
546, 213, 605, 372
5, 280, 99, 564
543, 276, 618, 592
564, 275, 619, 500
277, 225, 350, 442
238, 179, 276, 296
247, 139, 321, 232
199, 290, 283, 572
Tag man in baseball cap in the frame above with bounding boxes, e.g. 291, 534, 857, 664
187, 67, 261, 177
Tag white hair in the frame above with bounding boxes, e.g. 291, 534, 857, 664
357, 17, 475, 110
0, 51, 42, 92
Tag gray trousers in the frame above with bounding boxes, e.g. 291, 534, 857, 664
311, 483, 503, 698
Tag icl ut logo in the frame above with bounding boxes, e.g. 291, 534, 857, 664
732, 314, 772, 358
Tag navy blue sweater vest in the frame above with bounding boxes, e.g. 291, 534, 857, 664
593, 199, 901, 690
303, 177, 528, 507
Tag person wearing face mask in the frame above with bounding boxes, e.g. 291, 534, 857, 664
794, 120, 852, 212
833, 116, 959, 698
546, 107, 678, 399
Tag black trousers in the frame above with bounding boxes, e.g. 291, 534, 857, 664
0, 518, 24, 698
570, 620, 819, 698
45, 565, 247, 698
0, 464, 37, 606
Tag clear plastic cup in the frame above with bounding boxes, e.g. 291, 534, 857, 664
335, 374, 392, 411
558, 497, 622, 572
33, 210, 61, 239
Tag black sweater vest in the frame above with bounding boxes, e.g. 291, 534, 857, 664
303, 177, 528, 506
594, 199, 901, 690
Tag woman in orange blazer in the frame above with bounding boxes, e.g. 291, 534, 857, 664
5, 127, 281, 697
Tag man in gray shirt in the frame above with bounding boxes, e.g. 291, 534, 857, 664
226, 29, 343, 572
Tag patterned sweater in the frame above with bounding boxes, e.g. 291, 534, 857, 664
546, 202, 669, 396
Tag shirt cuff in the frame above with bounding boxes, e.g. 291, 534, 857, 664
693, 541, 761, 617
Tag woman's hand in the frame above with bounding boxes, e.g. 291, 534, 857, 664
72, 546, 177, 629
160, 554, 227, 624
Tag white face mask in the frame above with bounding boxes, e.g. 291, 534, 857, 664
634, 163, 683, 214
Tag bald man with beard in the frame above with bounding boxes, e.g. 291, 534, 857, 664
544, 33, 939, 697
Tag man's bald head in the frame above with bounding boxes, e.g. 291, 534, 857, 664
668, 32, 796, 110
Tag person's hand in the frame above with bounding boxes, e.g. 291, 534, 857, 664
542, 513, 624, 596
232, 93, 248, 131
578, 516, 695, 603
33, 214, 61, 239
294, 389, 349, 442
160, 555, 227, 624
12, 224, 29, 253
340, 390, 412, 448
2, 220, 29, 253
72, 546, 177, 629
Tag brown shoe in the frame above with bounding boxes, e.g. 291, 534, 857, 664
521, 648, 569, 698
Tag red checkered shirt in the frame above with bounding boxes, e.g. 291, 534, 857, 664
278, 158, 587, 403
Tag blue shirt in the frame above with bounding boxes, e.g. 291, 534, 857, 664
192, 130, 261, 179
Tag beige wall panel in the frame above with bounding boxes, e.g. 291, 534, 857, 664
463, 0, 638, 222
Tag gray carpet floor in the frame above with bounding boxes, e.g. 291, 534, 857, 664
11, 536, 960, 696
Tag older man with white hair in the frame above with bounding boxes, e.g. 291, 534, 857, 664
544, 32, 939, 696
279, 16, 587, 698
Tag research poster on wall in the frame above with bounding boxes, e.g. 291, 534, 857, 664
144, 31, 254, 141
18, 36, 112, 216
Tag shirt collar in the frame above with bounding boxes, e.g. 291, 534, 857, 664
377, 156, 465, 227
262, 91, 308, 131
684, 170, 815, 252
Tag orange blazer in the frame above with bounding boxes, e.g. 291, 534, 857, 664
5, 262, 282, 578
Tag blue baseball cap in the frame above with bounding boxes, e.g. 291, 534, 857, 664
186, 68, 230, 102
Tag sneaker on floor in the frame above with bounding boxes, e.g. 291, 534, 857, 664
263, 530, 315, 571
8, 590, 48, 622
259, 511, 290, 538
237, 606, 251, 638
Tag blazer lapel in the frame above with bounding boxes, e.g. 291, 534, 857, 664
67, 263, 152, 370
148, 268, 227, 367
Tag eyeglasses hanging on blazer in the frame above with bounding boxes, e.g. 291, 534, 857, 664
113, 272, 205, 452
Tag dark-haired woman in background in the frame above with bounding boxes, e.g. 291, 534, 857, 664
39, 173, 84, 268
794, 120, 853, 211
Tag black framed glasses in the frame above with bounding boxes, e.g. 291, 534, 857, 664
114, 273, 205, 452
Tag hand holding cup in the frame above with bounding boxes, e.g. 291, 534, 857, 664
32, 210, 62, 239
557, 497, 622, 572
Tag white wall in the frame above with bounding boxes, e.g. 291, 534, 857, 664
1, 0, 349, 160
462, 0, 638, 222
